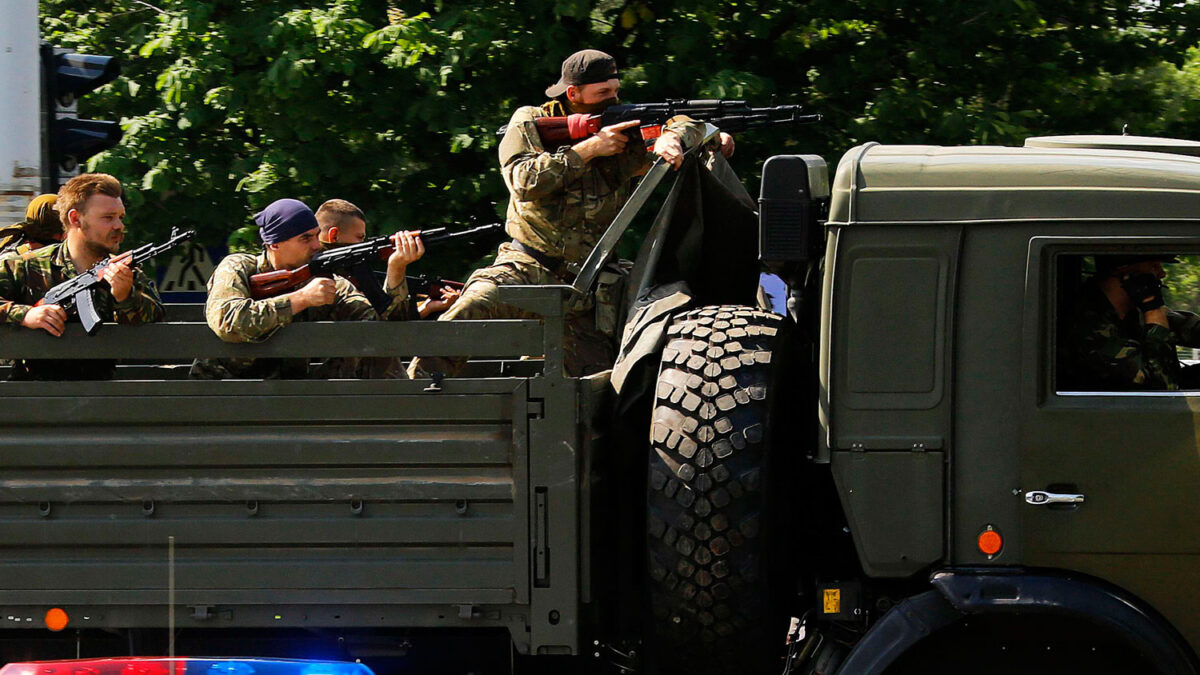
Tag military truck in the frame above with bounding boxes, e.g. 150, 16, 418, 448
4, 133, 1200, 675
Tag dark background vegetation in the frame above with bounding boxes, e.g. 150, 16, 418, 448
40, 0, 1200, 280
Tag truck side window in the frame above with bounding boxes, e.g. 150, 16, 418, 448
1057, 254, 1200, 392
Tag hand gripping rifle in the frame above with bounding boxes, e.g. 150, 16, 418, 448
38, 227, 196, 335
406, 274, 465, 297
249, 222, 503, 313
497, 99, 822, 146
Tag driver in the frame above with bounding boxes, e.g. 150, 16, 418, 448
1063, 254, 1200, 390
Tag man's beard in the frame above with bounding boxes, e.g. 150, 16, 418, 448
569, 96, 619, 115
80, 220, 121, 256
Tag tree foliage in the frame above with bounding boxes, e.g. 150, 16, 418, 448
39, 0, 1200, 276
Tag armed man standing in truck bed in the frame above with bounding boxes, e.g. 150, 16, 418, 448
408, 49, 734, 379
0, 173, 163, 380
190, 198, 423, 379
316, 197, 461, 318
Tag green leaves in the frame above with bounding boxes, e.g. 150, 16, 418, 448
37, 0, 1200, 281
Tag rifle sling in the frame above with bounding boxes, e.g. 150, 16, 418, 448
347, 261, 393, 315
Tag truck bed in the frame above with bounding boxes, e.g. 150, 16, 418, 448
0, 286, 592, 657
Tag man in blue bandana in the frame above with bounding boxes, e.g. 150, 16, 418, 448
190, 199, 424, 379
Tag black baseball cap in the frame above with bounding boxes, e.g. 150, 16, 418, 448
1095, 254, 1180, 275
545, 49, 619, 98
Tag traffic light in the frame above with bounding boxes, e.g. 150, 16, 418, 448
40, 44, 121, 187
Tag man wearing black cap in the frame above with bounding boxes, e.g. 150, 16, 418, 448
1062, 254, 1200, 390
410, 49, 732, 379
190, 198, 424, 379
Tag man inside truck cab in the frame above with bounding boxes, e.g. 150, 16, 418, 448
1062, 254, 1200, 390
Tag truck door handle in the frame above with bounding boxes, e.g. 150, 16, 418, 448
1024, 490, 1085, 506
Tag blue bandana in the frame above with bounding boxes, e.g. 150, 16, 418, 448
256, 199, 318, 244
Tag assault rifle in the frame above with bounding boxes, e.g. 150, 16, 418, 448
496, 99, 822, 146
249, 223, 502, 313
38, 227, 196, 335
407, 274, 465, 297
405, 274, 466, 320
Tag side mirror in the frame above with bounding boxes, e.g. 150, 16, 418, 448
758, 155, 829, 263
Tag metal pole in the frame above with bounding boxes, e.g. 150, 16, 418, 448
0, 0, 42, 223
168, 535, 175, 658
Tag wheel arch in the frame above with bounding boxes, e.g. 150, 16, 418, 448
834, 568, 1200, 675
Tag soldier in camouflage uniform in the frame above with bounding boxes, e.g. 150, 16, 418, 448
0, 174, 162, 380
316, 198, 460, 319
316, 199, 368, 247
1063, 254, 1200, 390
408, 49, 732, 378
190, 199, 422, 379
0, 194, 64, 258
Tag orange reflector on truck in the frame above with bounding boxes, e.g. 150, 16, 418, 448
44, 608, 68, 632
978, 528, 1003, 556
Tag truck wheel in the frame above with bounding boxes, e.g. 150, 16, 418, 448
645, 305, 794, 675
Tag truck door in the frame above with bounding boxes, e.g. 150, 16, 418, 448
1020, 235, 1200, 651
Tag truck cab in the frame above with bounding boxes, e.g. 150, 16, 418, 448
788, 136, 1200, 673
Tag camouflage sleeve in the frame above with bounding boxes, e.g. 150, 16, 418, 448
379, 276, 410, 321
112, 268, 164, 324
330, 276, 411, 322
663, 114, 708, 150
205, 255, 293, 343
0, 255, 30, 326
611, 115, 709, 179
500, 106, 591, 202
1077, 314, 1181, 389
330, 276, 378, 322
1168, 309, 1200, 347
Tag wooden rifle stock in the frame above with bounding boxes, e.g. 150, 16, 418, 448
249, 267, 314, 300
533, 117, 578, 146
531, 114, 606, 145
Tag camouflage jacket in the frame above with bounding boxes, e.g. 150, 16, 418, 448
0, 241, 164, 327
498, 100, 706, 267
0, 241, 164, 380
190, 251, 409, 379
0, 224, 37, 258
1063, 278, 1200, 390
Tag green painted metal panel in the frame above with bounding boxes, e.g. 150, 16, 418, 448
829, 143, 1200, 226
829, 226, 959, 452
0, 392, 513, 423
0, 424, 514, 467
831, 450, 945, 577
0, 511, 516, 545
846, 256, 938, 394
0, 320, 544, 359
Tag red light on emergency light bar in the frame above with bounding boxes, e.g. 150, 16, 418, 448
0, 659, 372, 675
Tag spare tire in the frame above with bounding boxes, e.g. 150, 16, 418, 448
645, 305, 795, 675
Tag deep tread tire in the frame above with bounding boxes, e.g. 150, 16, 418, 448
645, 305, 790, 675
